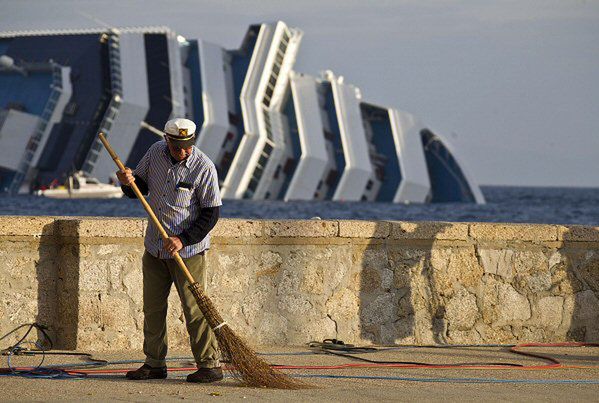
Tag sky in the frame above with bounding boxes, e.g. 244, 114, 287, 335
1, 0, 598, 187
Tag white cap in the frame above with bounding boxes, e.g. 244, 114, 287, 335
163, 118, 196, 147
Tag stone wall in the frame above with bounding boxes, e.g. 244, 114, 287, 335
0, 217, 597, 351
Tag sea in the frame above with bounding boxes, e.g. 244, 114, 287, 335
0, 186, 598, 226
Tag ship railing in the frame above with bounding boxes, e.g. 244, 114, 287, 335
82, 32, 123, 174
8, 62, 64, 193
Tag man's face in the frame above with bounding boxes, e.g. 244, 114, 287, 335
166, 138, 193, 161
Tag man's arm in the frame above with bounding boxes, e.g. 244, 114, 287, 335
177, 206, 220, 247
117, 142, 153, 198
121, 175, 149, 198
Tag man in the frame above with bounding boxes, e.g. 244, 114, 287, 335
116, 118, 223, 383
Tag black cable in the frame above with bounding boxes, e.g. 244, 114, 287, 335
1, 323, 108, 377
308, 339, 524, 368
0, 323, 53, 353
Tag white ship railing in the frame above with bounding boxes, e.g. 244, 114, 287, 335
82, 31, 123, 174
9, 62, 63, 193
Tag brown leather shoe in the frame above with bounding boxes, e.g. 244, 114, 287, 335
186, 367, 224, 383
126, 364, 167, 380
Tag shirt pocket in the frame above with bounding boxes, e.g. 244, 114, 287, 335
172, 183, 194, 207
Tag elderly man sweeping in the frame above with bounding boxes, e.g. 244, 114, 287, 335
116, 118, 223, 383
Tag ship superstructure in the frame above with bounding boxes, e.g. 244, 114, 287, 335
0, 22, 484, 203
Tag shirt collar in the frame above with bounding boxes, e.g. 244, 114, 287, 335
183, 146, 198, 168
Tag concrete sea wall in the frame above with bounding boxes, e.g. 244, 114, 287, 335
0, 217, 598, 351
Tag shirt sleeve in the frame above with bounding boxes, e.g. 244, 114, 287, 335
178, 206, 220, 246
133, 144, 152, 183
121, 175, 148, 198
195, 161, 222, 208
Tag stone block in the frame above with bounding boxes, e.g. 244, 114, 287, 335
123, 268, 143, 303
255, 251, 283, 278
477, 248, 514, 279
76, 218, 145, 238
512, 250, 549, 274
470, 223, 558, 242
263, 220, 338, 237
558, 225, 599, 242
339, 220, 390, 238
572, 290, 599, 324
518, 272, 552, 293
390, 221, 468, 240
0, 216, 57, 237
536, 296, 563, 328
481, 278, 532, 326
78, 258, 111, 292
326, 288, 360, 321
430, 246, 483, 291
252, 312, 289, 345
475, 323, 516, 343
447, 329, 483, 344
211, 219, 263, 237
569, 250, 599, 293
359, 267, 382, 293
360, 293, 398, 327
446, 289, 478, 331
496, 284, 531, 325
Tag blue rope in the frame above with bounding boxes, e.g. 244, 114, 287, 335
292, 373, 599, 385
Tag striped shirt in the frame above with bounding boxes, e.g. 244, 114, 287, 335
133, 140, 222, 259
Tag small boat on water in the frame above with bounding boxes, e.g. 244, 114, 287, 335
34, 171, 123, 199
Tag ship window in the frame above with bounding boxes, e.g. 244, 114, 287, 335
323, 130, 334, 140
247, 178, 259, 192
325, 170, 338, 186
283, 158, 295, 174
228, 112, 240, 125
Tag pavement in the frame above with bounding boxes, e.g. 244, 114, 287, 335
0, 344, 598, 402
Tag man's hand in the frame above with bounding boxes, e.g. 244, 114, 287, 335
116, 167, 135, 186
164, 236, 183, 257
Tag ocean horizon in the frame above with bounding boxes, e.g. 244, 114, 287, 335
0, 185, 597, 226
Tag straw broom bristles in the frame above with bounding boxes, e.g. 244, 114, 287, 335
189, 283, 309, 389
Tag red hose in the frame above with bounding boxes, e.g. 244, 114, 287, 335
8, 342, 598, 375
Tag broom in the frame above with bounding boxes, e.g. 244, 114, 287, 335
98, 133, 307, 389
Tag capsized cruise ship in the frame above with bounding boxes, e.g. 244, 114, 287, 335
0, 22, 484, 203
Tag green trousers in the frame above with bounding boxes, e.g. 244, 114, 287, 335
142, 250, 220, 368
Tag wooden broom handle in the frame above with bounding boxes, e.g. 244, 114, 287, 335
98, 133, 196, 285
